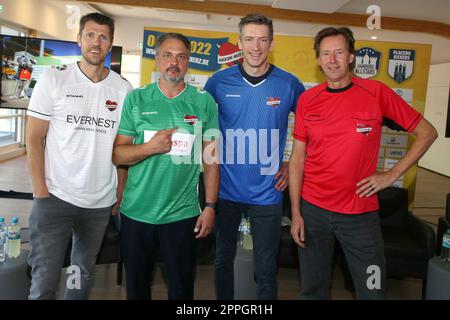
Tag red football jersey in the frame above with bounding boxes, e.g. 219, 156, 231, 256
293, 77, 422, 214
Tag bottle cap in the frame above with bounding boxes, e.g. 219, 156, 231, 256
11, 217, 19, 224
0, 217, 4, 222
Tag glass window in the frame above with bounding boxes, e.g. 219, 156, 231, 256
0, 109, 24, 146
121, 54, 141, 89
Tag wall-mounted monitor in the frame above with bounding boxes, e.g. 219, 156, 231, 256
0, 35, 123, 109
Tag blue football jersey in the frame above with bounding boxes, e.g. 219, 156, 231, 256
204, 65, 305, 205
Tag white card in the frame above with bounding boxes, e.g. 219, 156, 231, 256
144, 130, 195, 156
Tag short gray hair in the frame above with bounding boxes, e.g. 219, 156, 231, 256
155, 33, 191, 55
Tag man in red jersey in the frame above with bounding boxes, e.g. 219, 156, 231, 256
288, 27, 437, 299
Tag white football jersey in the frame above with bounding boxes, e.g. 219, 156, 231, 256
28, 63, 133, 208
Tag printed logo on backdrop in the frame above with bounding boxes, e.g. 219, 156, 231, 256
217, 42, 243, 67
388, 49, 415, 83
143, 30, 230, 72
354, 47, 381, 79
393, 88, 414, 104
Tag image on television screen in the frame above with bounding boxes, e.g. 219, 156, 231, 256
0, 35, 122, 109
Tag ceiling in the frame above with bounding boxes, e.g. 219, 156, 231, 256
70, 0, 450, 24
46, 0, 450, 64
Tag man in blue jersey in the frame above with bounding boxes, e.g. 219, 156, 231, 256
204, 13, 305, 300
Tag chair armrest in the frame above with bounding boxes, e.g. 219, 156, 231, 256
405, 213, 436, 258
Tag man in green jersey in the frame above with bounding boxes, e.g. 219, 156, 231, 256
113, 33, 220, 300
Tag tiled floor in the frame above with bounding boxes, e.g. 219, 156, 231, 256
1, 156, 448, 300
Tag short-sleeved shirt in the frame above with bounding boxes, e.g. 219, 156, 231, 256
118, 82, 219, 224
204, 65, 305, 205
293, 77, 422, 214
27, 63, 133, 208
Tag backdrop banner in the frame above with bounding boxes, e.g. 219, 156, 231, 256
141, 26, 432, 205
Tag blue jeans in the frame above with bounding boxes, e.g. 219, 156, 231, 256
214, 198, 282, 300
28, 194, 111, 300
298, 199, 386, 300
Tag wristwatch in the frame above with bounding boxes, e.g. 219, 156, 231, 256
205, 202, 216, 210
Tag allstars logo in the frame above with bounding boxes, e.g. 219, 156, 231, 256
354, 47, 381, 79
184, 114, 198, 125
105, 100, 118, 111
266, 97, 281, 107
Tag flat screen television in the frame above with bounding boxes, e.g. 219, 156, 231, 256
0, 35, 123, 109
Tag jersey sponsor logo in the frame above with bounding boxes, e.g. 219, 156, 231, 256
225, 94, 241, 98
354, 47, 381, 79
217, 42, 243, 67
66, 115, 117, 129
144, 130, 195, 156
184, 114, 198, 125
105, 100, 118, 111
356, 123, 373, 135
66, 94, 83, 98
142, 111, 158, 115
266, 97, 281, 107
388, 49, 415, 83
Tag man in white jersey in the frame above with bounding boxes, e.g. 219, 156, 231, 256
26, 13, 132, 300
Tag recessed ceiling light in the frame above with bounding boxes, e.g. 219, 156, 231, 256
371, 36, 378, 40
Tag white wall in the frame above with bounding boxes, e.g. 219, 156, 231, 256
419, 62, 450, 177
0, 0, 86, 41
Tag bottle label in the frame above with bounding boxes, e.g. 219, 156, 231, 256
7, 230, 20, 240
443, 236, 450, 249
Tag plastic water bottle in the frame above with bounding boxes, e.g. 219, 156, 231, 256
6, 217, 21, 259
238, 217, 246, 247
442, 229, 450, 262
242, 218, 253, 251
0, 217, 6, 262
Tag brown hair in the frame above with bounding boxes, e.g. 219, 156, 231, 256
314, 27, 355, 70
79, 13, 115, 41
239, 13, 273, 41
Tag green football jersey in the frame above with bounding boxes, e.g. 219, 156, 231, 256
118, 82, 219, 224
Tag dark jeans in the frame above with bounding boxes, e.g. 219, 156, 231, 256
298, 199, 386, 300
214, 198, 282, 300
121, 213, 197, 300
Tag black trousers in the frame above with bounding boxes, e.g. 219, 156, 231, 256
120, 213, 198, 300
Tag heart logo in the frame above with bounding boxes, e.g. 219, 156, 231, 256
218, 42, 243, 67
184, 114, 198, 125
105, 100, 118, 111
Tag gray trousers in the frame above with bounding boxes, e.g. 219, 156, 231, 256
28, 194, 110, 300
298, 199, 386, 300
